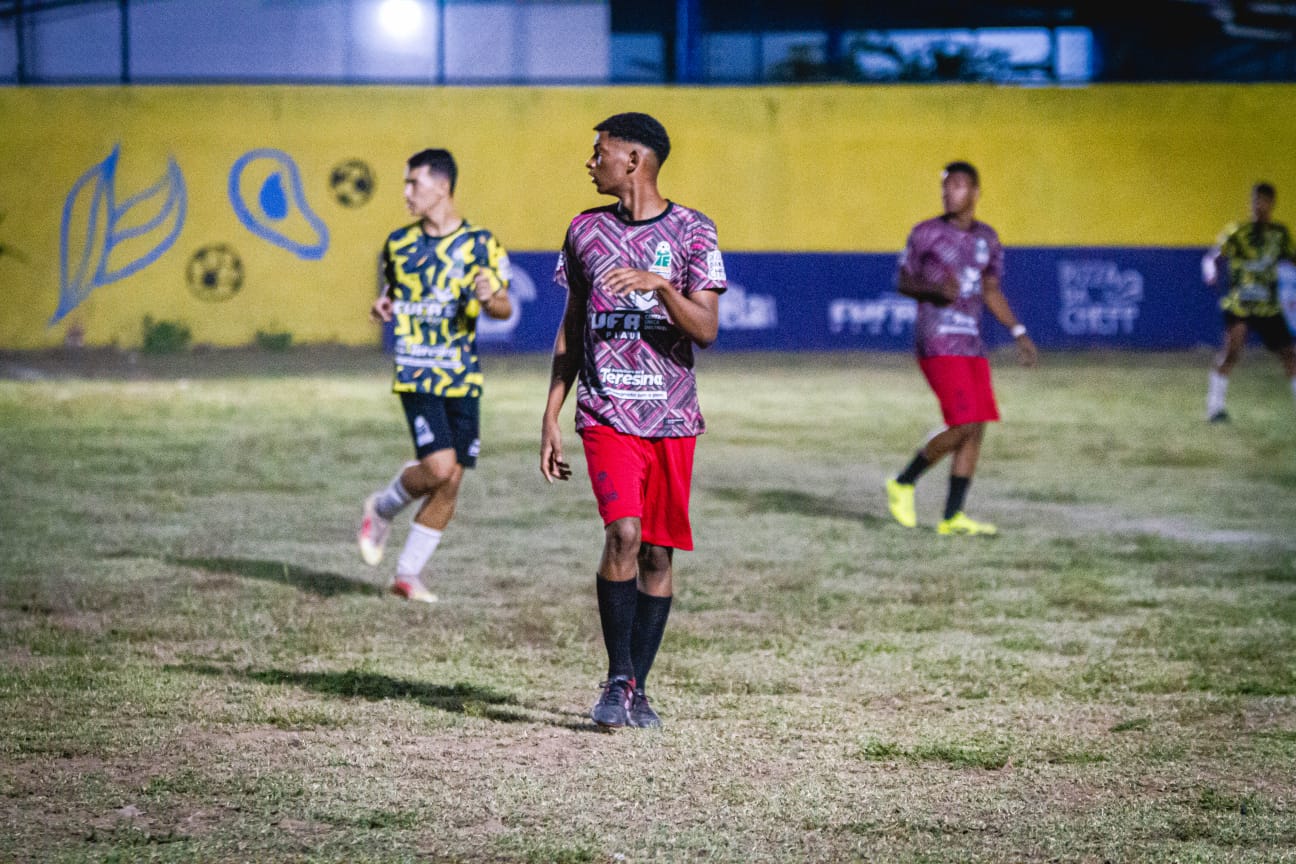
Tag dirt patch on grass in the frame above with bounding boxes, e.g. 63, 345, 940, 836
1025, 500, 1294, 549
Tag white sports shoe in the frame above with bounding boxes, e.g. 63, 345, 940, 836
389, 575, 438, 603
358, 493, 392, 566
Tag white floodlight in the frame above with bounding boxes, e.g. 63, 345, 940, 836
378, 0, 424, 40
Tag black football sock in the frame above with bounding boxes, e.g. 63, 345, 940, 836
896, 450, 931, 485
944, 475, 971, 520
630, 592, 673, 691
596, 577, 639, 681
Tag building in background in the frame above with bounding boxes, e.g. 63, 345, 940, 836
2, 0, 1295, 86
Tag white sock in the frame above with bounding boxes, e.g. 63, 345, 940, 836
396, 523, 442, 581
1207, 371, 1229, 417
1290, 377, 1296, 407
374, 461, 417, 520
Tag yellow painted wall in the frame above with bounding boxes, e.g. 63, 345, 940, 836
1, 84, 1293, 349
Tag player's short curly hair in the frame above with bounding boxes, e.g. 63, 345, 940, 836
943, 161, 980, 187
595, 113, 671, 165
1254, 181, 1276, 199
407, 148, 458, 194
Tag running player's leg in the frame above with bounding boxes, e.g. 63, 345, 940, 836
388, 395, 477, 602
359, 390, 446, 567
360, 459, 416, 566
1281, 344, 1296, 409
1250, 314, 1296, 410
388, 448, 458, 602
1207, 316, 1248, 421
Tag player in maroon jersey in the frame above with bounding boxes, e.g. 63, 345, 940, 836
886, 161, 1037, 536
541, 113, 727, 728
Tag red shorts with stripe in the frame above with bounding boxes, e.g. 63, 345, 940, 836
919, 355, 1000, 426
579, 425, 696, 551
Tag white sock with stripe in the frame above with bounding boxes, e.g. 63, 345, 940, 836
374, 461, 417, 520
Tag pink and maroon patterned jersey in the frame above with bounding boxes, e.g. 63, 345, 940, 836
898, 215, 1004, 357
555, 202, 727, 438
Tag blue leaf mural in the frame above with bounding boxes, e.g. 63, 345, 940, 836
53, 145, 187, 325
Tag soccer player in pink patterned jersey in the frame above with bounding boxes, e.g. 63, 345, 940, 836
541, 112, 727, 729
885, 161, 1038, 536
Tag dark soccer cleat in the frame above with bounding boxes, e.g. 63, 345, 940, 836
1208, 410, 1230, 424
628, 688, 661, 728
591, 675, 635, 728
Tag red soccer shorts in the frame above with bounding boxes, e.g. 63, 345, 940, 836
919, 355, 1001, 426
579, 424, 696, 551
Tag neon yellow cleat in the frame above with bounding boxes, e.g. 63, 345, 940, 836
937, 512, 998, 536
885, 479, 917, 528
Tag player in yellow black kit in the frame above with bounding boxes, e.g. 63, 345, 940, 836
358, 148, 512, 602
1202, 182, 1296, 422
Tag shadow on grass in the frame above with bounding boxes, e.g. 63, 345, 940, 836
707, 486, 888, 525
177, 663, 602, 730
170, 556, 381, 598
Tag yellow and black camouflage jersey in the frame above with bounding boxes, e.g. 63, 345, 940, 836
381, 219, 510, 397
1214, 219, 1296, 317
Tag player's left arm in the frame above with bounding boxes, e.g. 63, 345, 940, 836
472, 234, 513, 320
983, 275, 1038, 367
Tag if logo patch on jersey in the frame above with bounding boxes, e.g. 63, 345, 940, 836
649, 241, 672, 278
414, 416, 435, 447
706, 249, 727, 282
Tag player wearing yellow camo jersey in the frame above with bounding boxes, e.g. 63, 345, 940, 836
358, 148, 512, 602
1202, 182, 1296, 422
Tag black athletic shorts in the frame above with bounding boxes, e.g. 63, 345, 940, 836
1223, 311, 1295, 352
399, 392, 481, 468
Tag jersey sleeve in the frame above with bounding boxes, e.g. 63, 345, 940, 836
475, 230, 511, 293
1282, 225, 1296, 261
1217, 223, 1242, 259
897, 226, 924, 283
462, 229, 510, 321
554, 225, 589, 298
986, 230, 1005, 280
685, 216, 727, 295
380, 238, 397, 296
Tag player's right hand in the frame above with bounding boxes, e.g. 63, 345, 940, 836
934, 273, 961, 305
540, 421, 571, 483
370, 295, 394, 323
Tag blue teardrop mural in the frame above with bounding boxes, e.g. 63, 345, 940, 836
229, 149, 328, 260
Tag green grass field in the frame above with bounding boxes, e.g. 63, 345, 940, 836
2, 347, 1294, 863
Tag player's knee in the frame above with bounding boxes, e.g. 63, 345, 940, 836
638, 544, 672, 582
635, 546, 668, 575
416, 453, 459, 487
604, 518, 641, 561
